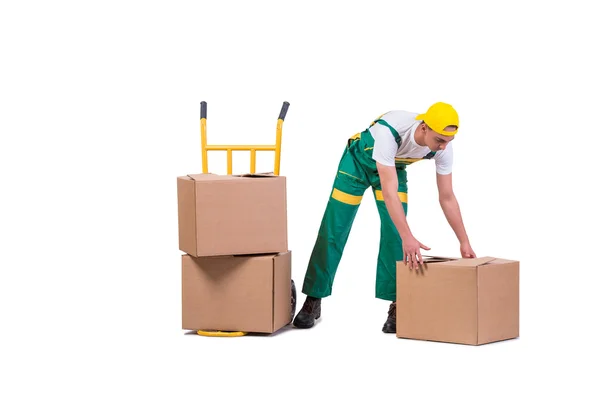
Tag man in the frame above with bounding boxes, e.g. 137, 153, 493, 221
292, 102, 476, 333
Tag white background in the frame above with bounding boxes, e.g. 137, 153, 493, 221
1, 0, 599, 398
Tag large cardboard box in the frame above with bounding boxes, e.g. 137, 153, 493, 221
182, 251, 292, 334
396, 256, 519, 345
177, 173, 288, 257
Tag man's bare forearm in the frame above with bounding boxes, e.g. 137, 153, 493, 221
439, 195, 470, 245
383, 187, 412, 240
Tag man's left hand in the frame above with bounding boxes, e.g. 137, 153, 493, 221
460, 242, 476, 258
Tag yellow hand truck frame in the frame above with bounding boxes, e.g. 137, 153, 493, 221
195, 100, 297, 337
200, 100, 289, 175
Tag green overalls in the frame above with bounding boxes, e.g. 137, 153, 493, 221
301, 116, 436, 301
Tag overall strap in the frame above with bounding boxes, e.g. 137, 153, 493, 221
372, 119, 402, 145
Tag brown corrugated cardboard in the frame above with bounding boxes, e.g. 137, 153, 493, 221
177, 172, 288, 257
182, 251, 292, 333
396, 256, 519, 345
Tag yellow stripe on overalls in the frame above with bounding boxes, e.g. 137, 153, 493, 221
332, 188, 362, 205
375, 190, 407, 203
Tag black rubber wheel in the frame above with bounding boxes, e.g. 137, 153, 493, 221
290, 279, 297, 322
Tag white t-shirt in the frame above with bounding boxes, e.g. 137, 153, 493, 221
370, 110, 453, 175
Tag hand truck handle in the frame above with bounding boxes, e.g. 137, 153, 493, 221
278, 101, 290, 121
200, 101, 207, 119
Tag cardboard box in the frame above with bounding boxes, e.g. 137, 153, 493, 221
396, 256, 519, 345
182, 251, 292, 333
177, 173, 288, 257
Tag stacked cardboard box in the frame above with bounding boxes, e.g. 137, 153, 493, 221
396, 256, 520, 345
177, 172, 293, 334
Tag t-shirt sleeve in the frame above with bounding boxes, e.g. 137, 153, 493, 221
371, 122, 398, 167
433, 142, 453, 175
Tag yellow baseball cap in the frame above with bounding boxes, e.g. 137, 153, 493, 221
416, 102, 459, 136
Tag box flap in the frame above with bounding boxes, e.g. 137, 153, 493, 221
422, 255, 459, 263
195, 253, 280, 260
236, 172, 277, 178
447, 257, 497, 267
186, 173, 239, 181
232, 252, 280, 260
185, 172, 280, 181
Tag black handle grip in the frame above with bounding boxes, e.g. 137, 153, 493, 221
200, 101, 207, 119
278, 101, 290, 120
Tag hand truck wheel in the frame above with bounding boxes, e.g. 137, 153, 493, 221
290, 279, 297, 323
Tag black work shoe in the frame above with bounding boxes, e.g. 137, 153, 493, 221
382, 301, 396, 333
293, 296, 321, 329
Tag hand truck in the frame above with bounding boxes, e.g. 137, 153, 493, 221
195, 101, 297, 337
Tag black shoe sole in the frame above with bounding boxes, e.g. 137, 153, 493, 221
293, 313, 321, 329
293, 321, 314, 329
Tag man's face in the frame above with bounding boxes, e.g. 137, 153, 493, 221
424, 125, 455, 151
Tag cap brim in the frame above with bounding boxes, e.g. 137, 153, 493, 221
436, 128, 458, 136
415, 113, 426, 120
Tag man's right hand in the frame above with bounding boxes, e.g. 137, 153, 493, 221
402, 235, 431, 270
